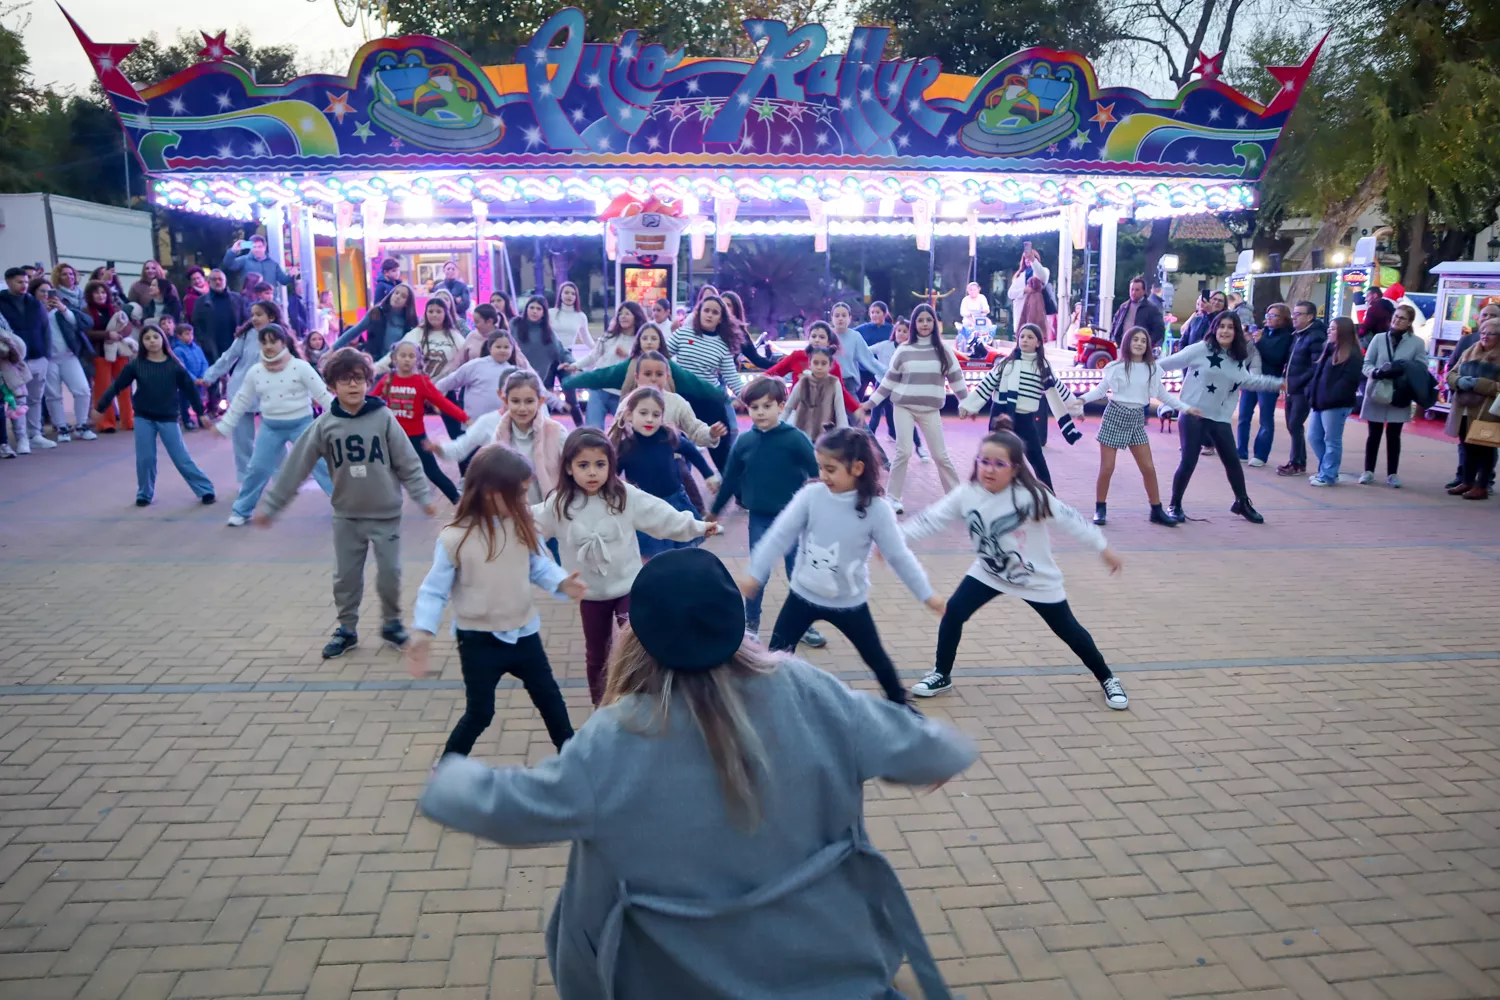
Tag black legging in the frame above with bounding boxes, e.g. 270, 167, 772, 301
446, 630, 573, 754
1008, 410, 1053, 489
935, 576, 1112, 682
1171, 412, 1248, 507
1364, 421, 1403, 476
409, 434, 459, 503
769, 590, 906, 703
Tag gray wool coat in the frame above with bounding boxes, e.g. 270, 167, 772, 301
1360, 330, 1428, 423
420, 659, 976, 1000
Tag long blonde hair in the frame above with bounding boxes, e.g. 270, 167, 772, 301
602, 627, 779, 829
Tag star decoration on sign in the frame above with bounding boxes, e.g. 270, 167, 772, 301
1263, 35, 1326, 115
753, 99, 776, 122
166, 94, 187, 115
197, 30, 237, 61
1068, 128, 1089, 150
390, 136, 404, 150
783, 103, 805, 122
521, 125, 543, 148
1207, 106, 1222, 121
323, 91, 353, 123
1047, 143, 1060, 154
618, 43, 635, 61
685, 78, 700, 94
360, 71, 375, 90
647, 134, 662, 150
70, 19, 140, 102
895, 132, 910, 148
736, 93, 750, 107
1089, 102, 1116, 128
945, 133, 960, 148
1192, 50, 1224, 80
1236, 113, 1248, 127
352, 120, 374, 141
585, 73, 601, 88
697, 99, 716, 121
668, 100, 688, 120
814, 131, 830, 148
778, 132, 794, 148
569, 107, 586, 123
214, 92, 233, 110
1185, 148, 1199, 161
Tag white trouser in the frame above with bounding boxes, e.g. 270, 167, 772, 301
888, 405, 959, 501
45, 354, 92, 428
23, 357, 49, 438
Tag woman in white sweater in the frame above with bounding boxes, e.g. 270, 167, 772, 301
549, 281, 593, 356
532, 427, 718, 705
1079, 326, 1198, 527
216, 324, 333, 525
858, 304, 967, 513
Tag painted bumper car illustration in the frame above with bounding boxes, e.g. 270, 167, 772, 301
961, 65, 1080, 157
368, 51, 503, 151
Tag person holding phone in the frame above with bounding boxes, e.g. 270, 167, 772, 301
32, 277, 96, 442
222, 233, 296, 292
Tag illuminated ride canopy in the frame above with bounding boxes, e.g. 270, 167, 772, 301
66, 6, 1322, 232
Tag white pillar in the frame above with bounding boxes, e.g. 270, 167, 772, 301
294, 205, 317, 327
1055, 214, 1072, 341
1098, 212, 1119, 330
263, 205, 287, 311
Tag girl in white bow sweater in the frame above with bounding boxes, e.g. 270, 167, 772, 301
532, 427, 719, 705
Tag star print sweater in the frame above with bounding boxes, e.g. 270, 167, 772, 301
1157, 341, 1281, 424
903, 482, 1106, 604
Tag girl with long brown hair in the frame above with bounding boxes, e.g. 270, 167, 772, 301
419, 546, 974, 1000
406, 443, 587, 754
533, 427, 719, 704
903, 416, 1129, 708
1306, 316, 1365, 486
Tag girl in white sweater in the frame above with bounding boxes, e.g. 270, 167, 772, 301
903, 416, 1129, 710
533, 427, 719, 705
1079, 326, 1199, 527
217, 324, 333, 525
858, 304, 967, 513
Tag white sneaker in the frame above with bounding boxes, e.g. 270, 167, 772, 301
13, 435, 30, 455
890, 497, 904, 515
1309, 476, 1334, 487
28, 435, 57, 450
226, 514, 248, 527
1102, 677, 1129, 710
1357, 471, 1374, 485
0, 443, 14, 459
1387, 474, 1402, 489
54, 427, 72, 443
75, 428, 97, 441
1248, 458, 1266, 468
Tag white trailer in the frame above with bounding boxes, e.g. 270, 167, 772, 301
0, 193, 154, 286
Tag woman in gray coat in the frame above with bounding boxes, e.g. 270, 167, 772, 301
420, 547, 975, 1000
1359, 303, 1427, 487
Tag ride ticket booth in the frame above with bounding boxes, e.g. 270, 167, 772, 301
605, 202, 689, 315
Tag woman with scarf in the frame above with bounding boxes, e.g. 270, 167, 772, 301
1358, 302, 1426, 488
1008, 250, 1051, 341
1443, 317, 1500, 500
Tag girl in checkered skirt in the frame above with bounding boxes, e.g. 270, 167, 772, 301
1078, 326, 1199, 528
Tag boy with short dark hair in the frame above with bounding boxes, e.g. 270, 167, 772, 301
708, 376, 825, 645
254, 347, 437, 658
173, 323, 209, 428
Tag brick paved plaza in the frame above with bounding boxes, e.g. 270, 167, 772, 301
2, 410, 1498, 1000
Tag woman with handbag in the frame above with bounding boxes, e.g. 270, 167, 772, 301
1306, 317, 1365, 486
1443, 317, 1500, 500
1358, 303, 1426, 488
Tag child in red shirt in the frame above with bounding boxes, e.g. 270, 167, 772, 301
763, 321, 860, 413
373, 341, 469, 503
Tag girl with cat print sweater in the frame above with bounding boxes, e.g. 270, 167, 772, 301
741, 427, 942, 705
901, 417, 1130, 712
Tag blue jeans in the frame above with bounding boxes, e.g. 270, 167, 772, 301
1236, 390, 1280, 461
230, 416, 256, 482
231, 414, 333, 518
637, 487, 701, 559
744, 510, 797, 629
584, 388, 618, 428
1307, 406, 1351, 483
134, 418, 215, 502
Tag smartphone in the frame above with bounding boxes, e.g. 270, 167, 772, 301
105, 260, 116, 269
1022, 241, 1032, 253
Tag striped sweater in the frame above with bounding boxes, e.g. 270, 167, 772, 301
960, 354, 1083, 443
867, 343, 968, 412
667, 327, 743, 393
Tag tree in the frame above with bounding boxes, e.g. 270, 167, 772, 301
117, 29, 300, 90
852, 0, 1119, 77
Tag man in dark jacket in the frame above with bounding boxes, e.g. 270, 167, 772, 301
0, 267, 54, 448
1108, 276, 1165, 346
1277, 301, 1325, 476
222, 234, 295, 291
1237, 302, 1294, 465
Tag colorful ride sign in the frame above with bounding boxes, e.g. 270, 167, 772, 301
65, 7, 1322, 181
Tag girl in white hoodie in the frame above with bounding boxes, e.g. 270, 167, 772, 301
217, 324, 334, 525
532, 427, 719, 705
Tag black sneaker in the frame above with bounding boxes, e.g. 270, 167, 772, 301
1230, 498, 1264, 524
321, 627, 358, 659
1093, 502, 1107, 526
911, 671, 952, 697
802, 627, 827, 648
1166, 503, 1187, 523
1102, 677, 1129, 710
134, 498, 151, 507
381, 621, 410, 649
200, 493, 216, 505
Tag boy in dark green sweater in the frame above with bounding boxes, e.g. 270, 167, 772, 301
707, 376, 825, 644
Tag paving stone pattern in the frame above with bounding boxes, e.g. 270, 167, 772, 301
1, 409, 1498, 1000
